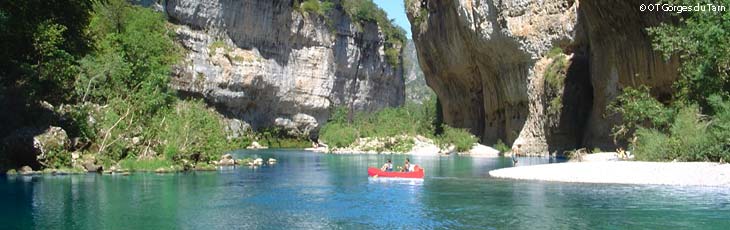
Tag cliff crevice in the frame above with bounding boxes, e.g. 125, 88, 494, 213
408, 0, 679, 154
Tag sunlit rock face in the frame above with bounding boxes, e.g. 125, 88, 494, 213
166, 0, 405, 139
407, 0, 678, 154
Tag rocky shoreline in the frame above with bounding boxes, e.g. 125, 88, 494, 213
4, 153, 277, 176
310, 135, 501, 157
489, 161, 730, 186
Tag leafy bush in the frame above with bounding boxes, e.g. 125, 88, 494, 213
59, 104, 97, 140
547, 46, 564, 57
298, 0, 333, 16
604, 0, 730, 163
320, 122, 359, 148
544, 47, 568, 116
493, 139, 511, 153
630, 98, 730, 162
42, 149, 72, 169
389, 137, 415, 153
607, 86, 675, 141
208, 40, 230, 53
320, 96, 439, 150
119, 158, 177, 172
437, 125, 478, 152
261, 137, 311, 149
147, 100, 233, 163
545, 47, 566, 79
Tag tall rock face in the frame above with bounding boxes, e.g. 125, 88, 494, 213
407, 0, 679, 154
165, 0, 405, 138
403, 39, 433, 103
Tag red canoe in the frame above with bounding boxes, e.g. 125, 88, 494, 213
368, 165, 424, 179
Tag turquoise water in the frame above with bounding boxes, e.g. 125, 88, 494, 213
2, 150, 729, 229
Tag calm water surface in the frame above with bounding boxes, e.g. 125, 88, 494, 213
2, 150, 729, 229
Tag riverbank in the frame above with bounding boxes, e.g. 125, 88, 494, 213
308, 136, 501, 158
4, 153, 276, 176
489, 161, 730, 186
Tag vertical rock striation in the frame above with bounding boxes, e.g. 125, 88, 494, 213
166, 0, 405, 139
407, 0, 679, 154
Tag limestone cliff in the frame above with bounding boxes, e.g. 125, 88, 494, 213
404, 39, 433, 103
407, 0, 679, 154
165, 0, 405, 139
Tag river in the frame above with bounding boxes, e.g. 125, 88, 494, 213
1, 150, 729, 229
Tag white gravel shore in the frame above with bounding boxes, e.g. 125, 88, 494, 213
489, 161, 730, 186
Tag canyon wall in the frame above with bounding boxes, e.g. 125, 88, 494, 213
407, 0, 679, 154
165, 0, 405, 138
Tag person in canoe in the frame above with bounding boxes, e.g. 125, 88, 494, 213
380, 159, 393, 172
401, 158, 412, 172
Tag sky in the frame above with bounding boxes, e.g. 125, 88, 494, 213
373, 0, 412, 38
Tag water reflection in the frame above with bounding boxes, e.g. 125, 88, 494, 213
1, 151, 729, 229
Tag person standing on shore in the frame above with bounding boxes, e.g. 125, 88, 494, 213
512, 144, 521, 165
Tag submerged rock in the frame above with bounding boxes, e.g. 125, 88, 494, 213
465, 144, 500, 157
246, 141, 267, 150
194, 163, 217, 171
248, 158, 264, 167
18, 165, 34, 175
217, 154, 236, 166
83, 163, 102, 173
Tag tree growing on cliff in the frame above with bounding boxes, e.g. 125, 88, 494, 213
648, 0, 730, 110
342, 0, 406, 67
609, 0, 730, 161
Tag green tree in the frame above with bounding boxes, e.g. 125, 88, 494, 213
607, 86, 675, 141
78, 0, 179, 114
29, 21, 79, 104
610, 0, 730, 162
0, 0, 93, 98
648, 0, 730, 110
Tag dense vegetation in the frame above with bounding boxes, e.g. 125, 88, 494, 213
404, 0, 428, 27
319, 96, 478, 153
0, 0, 246, 172
609, 0, 730, 162
294, 0, 406, 67
295, 0, 335, 16
544, 47, 568, 116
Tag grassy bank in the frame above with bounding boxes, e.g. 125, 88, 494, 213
319, 96, 478, 153
0, 0, 250, 173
